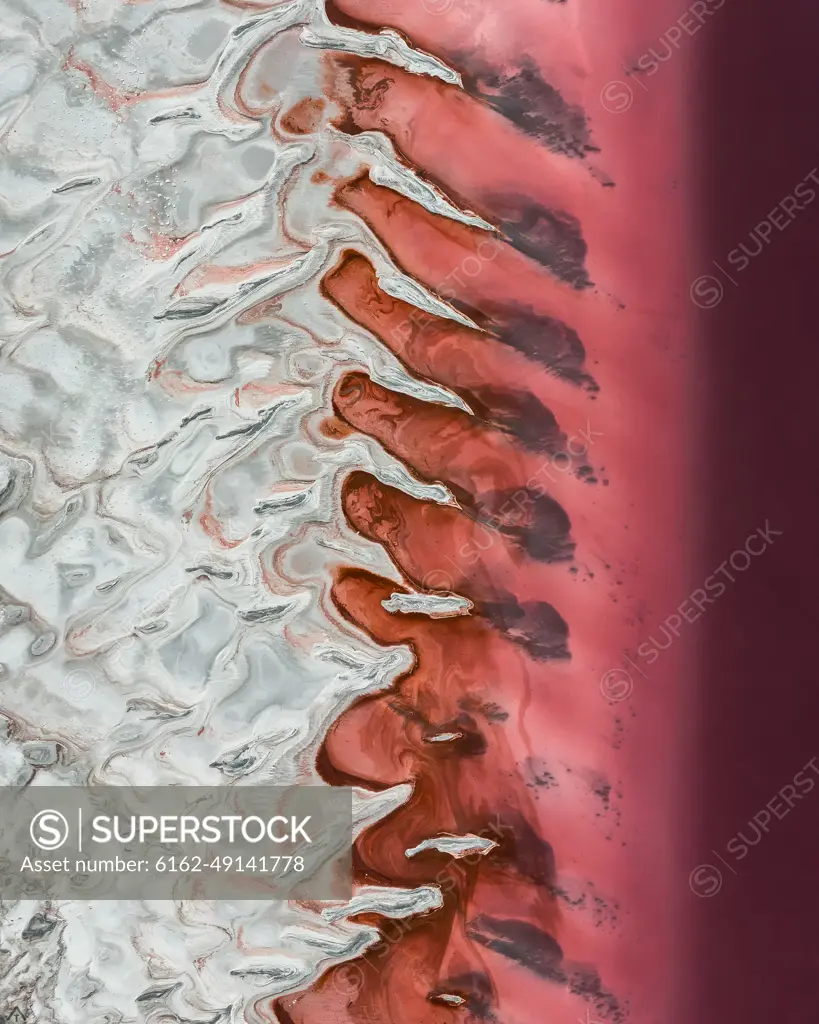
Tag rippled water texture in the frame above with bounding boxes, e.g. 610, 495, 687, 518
0, 1, 689, 1021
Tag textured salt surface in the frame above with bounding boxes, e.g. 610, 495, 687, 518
0, 0, 462, 1019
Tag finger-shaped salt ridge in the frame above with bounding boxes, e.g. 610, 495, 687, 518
370, 164, 492, 229
314, 644, 412, 696
300, 23, 461, 87
326, 126, 494, 231
230, 958, 313, 990
253, 484, 315, 515
282, 650, 412, 774
316, 437, 456, 506
282, 920, 380, 959
353, 783, 413, 838
382, 592, 473, 618
368, 357, 473, 414
238, 593, 307, 623
377, 271, 482, 331
321, 884, 443, 923
405, 834, 498, 858
337, 328, 473, 414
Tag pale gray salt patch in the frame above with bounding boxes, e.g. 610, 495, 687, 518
0, 53, 39, 107
58, 564, 94, 589
21, 912, 58, 940
29, 631, 57, 656
405, 834, 497, 859
0, 605, 29, 632
26, 495, 84, 558
22, 741, 59, 766
382, 592, 472, 619
240, 144, 278, 180
187, 18, 232, 61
